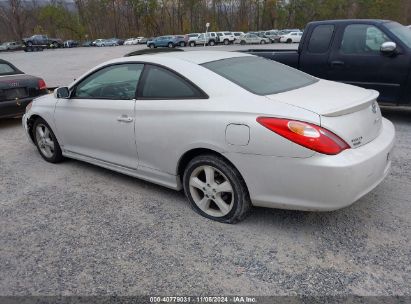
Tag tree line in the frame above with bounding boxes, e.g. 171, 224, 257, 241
1, 0, 411, 42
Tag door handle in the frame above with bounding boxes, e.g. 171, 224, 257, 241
117, 115, 133, 123
330, 60, 345, 68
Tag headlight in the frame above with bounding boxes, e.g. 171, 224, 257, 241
25, 101, 33, 113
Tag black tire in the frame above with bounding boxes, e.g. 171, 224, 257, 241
180, 41, 185, 47
189, 41, 195, 47
260, 40, 266, 44
149, 44, 155, 49
209, 40, 215, 46
240, 40, 246, 45
223, 39, 229, 45
27, 41, 33, 47
183, 154, 251, 224
32, 118, 63, 163
168, 42, 174, 48
287, 38, 292, 43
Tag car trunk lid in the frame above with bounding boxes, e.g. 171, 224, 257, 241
266, 79, 383, 148
0, 74, 41, 102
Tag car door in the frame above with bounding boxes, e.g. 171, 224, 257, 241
251, 34, 259, 44
299, 24, 335, 79
134, 64, 208, 176
54, 63, 144, 169
328, 23, 410, 104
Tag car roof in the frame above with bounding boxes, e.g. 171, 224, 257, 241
307, 19, 391, 25
116, 51, 252, 65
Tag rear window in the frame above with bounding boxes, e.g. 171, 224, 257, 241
202, 56, 317, 95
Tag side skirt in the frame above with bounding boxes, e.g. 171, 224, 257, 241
62, 150, 182, 191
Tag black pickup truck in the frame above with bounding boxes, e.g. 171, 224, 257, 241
246, 20, 411, 106
22, 35, 63, 52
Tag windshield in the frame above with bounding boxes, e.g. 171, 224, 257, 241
385, 22, 411, 48
203, 56, 317, 95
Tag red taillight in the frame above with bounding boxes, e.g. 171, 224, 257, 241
257, 117, 350, 155
38, 79, 47, 90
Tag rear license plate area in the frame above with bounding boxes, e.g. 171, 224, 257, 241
4, 88, 28, 100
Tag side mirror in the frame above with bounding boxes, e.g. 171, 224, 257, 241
54, 87, 70, 99
380, 41, 397, 54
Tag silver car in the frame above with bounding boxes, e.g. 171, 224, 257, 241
23, 51, 395, 223
236, 33, 270, 45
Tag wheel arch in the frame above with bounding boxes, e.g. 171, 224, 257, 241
176, 148, 249, 194
27, 114, 56, 144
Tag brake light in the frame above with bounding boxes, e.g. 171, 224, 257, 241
38, 79, 47, 90
257, 117, 350, 155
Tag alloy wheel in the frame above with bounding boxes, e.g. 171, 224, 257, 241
35, 124, 55, 158
189, 165, 234, 217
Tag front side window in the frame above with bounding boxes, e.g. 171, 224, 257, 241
341, 24, 389, 54
203, 56, 317, 95
73, 63, 143, 100
307, 25, 335, 53
141, 65, 205, 99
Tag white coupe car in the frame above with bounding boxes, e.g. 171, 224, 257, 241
23, 51, 395, 223
280, 31, 303, 43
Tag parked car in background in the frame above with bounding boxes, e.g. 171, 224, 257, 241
246, 19, 411, 106
271, 30, 286, 42
93, 39, 106, 47
233, 32, 245, 41
283, 28, 301, 33
124, 38, 139, 45
138, 37, 149, 44
23, 35, 63, 49
0, 41, 22, 51
23, 51, 395, 223
216, 32, 235, 45
280, 31, 303, 43
264, 30, 279, 42
0, 59, 48, 119
194, 32, 218, 46
175, 35, 188, 47
82, 40, 94, 47
147, 36, 180, 48
63, 40, 79, 48
187, 33, 200, 46
236, 33, 270, 45
108, 38, 124, 45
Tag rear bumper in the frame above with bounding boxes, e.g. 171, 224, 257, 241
0, 97, 32, 119
225, 118, 395, 211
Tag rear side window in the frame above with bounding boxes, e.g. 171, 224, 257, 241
308, 25, 335, 53
203, 56, 317, 95
0, 63, 16, 75
141, 65, 206, 99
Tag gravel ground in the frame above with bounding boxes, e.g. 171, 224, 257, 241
0, 47, 410, 297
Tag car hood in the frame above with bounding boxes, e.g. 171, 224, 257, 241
265, 79, 379, 117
